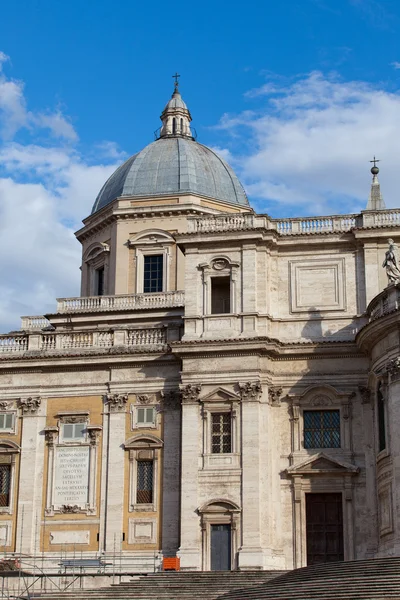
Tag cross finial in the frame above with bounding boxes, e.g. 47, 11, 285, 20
370, 156, 380, 168
172, 72, 180, 90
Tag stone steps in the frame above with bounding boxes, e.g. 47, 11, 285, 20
35, 559, 400, 600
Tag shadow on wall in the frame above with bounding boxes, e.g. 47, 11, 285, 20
301, 307, 360, 342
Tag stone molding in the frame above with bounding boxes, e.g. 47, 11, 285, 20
87, 425, 102, 445
268, 386, 283, 406
160, 390, 181, 409
359, 386, 371, 404
237, 381, 262, 402
180, 384, 202, 404
104, 393, 128, 412
387, 357, 400, 382
17, 396, 41, 415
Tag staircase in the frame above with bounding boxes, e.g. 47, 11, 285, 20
37, 571, 285, 600
220, 556, 400, 599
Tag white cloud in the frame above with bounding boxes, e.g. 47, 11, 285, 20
0, 53, 122, 332
391, 61, 400, 70
218, 71, 400, 216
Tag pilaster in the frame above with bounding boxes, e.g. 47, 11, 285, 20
16, 397, 46, 554
178, 384, 202, 570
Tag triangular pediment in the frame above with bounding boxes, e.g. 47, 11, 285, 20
200, 387, 239, 403
286, 452, 359, 476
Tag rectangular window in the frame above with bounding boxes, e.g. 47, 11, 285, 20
304, 410, 340, 449
211, 277, 230, 314
136, 460, 153, 504
0, 465, 11, 507
136, 407, 156, 427
211, 413, 232, 453
62, 422, 86, 441
95, 267, 105, 296
0, 414, 14, 431
143, 255, 163, 293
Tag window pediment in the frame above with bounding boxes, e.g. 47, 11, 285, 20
286, 452, 359, 476
198, 498, 241, 514
125, 433, 163, 449
128, 229, 175, 247
200, 387, 239, 404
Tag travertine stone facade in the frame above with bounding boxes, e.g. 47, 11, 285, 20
0, 86, 400, 578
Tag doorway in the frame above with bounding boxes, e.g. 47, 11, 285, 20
211, 524, 231, 570
306, 493, 344, 565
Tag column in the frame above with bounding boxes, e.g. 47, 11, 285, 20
16, 397, 46, 555
178, 384, 202, 570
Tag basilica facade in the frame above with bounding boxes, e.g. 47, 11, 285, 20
0, 83, 399, 574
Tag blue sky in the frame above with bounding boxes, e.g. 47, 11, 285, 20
0, 0, 400, 329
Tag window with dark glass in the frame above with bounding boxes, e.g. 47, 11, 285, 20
211, 413, 232, 453
211, 277, 230, 314
0, 465, 11, 507
95, 266, 105, 296
304, 410, 340, 449
377, 384, 386, 452
136, 460, 153, 503
143, 255, 163, 293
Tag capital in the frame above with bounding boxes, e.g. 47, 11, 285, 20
238, 381, 262, 402
180, 384, 202, 404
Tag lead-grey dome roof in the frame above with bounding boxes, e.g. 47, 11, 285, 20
91, 137, 249, 214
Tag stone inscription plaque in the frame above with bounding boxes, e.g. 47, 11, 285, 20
54, 446, 90, 506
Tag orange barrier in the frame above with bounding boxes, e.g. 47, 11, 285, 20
162, 557, 180, 571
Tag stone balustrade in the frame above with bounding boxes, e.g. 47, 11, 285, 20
187, 209, 400, 235
20, 316, 51, 330
0, 327, 171, 356
56, 290, 185, 313
368, 284, 400, 322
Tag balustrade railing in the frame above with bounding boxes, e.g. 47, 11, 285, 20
56, 291, 185, 313
368, 285, 400, 322
0, 327, 169, 355
21, 316, 51, 330
0, 335, 28, 353
188, 210, 400, 235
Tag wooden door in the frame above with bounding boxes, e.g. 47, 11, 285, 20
211, 524, 231, 571
306, 493, 344, 565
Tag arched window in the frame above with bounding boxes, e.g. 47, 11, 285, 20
180, 118, 183, 133
172, 118, 176, 134
377, 383, 386, 452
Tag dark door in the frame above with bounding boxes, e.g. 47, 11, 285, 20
306, 493, 344, 565
211, 524, 231, 571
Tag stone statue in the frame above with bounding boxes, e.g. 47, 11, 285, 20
383, 239, 400, 285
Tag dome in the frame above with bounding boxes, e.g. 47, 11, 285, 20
91, 137, 249, 214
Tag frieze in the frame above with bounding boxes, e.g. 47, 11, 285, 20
137, 395, 151, 404
18, 396, 41, 415
104, 393, 128, 412
238, 381, 262, 402
180, 384, 202, 404
268, 386, 283, 406
59, 504, 81, 514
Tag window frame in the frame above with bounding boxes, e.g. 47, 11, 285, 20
135, 247, 169, 294
136, 459, 154, 504
303, 409, 341, 449
0, 442, 20, 516
125, 434, 163, 513
143, 254, 164, 294
0, 412, 16, 434
211, 412, 232, 454
131, 405, 157, 429
60, 421, 87, 444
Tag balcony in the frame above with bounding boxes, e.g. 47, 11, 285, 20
56, 290, 185, 314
